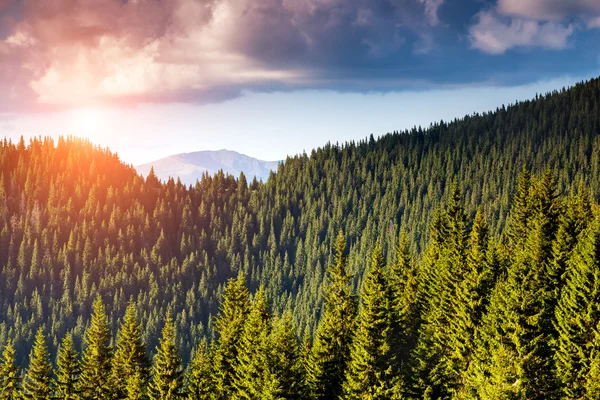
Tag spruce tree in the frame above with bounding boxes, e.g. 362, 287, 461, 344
23, 328, 53, 399
212, 272, 250, 399
55, 333, 80, 400
0, 341, 21, 400
264, 312, 307, 400
187, 339, 214, 400
467, 173, 560, 399
554, 216, 600, 398
445, 210, 494, 397
148, 314, 184, 400
343, 243, 396, 399
78, 296, 113, 399
586, 325, 600, 398
112, 301, 150, 399
388, 232, 419, 391
233, 287, 271, 399
412, 185, 469, 398
124, 370, 146, 400
307, 230, 357, 399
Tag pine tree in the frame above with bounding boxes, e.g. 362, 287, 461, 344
0, 341, 21, 400
548, 190, 593, 303
554, 216, 600, 398
343, 243, 396, 399
23, 328, 53, 399
124, 370, 146, 400
233, 287, 271, 399
467, 174, 560, 399
148, 314, 184, 400
264, 312, 307, 400
78, 296, 113, 399
212, 273, 250, 399
388, 232, 419, 394
55, 333, 80, 400
187, 339, 214, 400
586, 325, 600, 398
412, 185, 469, 398
111, 301, 150, 399
445, 210, 495, 397
506, 166, 533, 248
307, 230, 357, 399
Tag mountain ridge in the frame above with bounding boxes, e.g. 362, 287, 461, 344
136, 149, 281, 185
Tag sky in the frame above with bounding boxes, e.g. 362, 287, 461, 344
0, 0, 599, 165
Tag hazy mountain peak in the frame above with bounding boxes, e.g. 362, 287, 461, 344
136, 149, 281, 185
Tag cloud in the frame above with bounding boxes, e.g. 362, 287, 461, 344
0, 0, 446, 111
468, 0, 600, 55
418, 0, 444, 26
470, 10, 574, 54
497, 0, 600, 23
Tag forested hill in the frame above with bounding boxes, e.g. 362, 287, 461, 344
1, 76, 600, 375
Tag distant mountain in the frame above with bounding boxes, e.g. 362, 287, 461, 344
135, 149, 281, 185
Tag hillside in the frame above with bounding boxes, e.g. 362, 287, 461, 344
136, 150, 280, 185
0, 78, 600, 398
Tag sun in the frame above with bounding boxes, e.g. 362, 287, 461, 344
68, 108, 106, 143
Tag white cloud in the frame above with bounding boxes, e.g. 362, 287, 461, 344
470, 10, 574, 55
498, 0, 600, 21
418, 0, 444, 26
469, 0, 600, 55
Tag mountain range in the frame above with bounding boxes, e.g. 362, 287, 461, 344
136, 149, 281, 185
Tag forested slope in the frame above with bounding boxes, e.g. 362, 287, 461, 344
1, 76, 600, 373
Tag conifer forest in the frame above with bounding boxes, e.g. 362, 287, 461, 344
2, 77, 600, 399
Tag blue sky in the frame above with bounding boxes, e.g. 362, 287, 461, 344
0, 0, 599, 164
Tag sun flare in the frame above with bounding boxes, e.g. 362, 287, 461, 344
68, 108, 106, 143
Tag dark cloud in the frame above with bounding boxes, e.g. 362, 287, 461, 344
0, 0, 450, 111
0, 0, 598, 112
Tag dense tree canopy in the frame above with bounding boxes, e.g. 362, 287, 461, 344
0, 77, 600, 398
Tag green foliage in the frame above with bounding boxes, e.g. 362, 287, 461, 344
186, 339, 214, 400
78, 296, 113, 399
343, 243, 396, 399
0, 341, 21, 400
307, 231, 357, 399
54, 333, 80, 400
554, 216, 600, 398
232, 287, 271, 399
112, 301, 150, 399
466, 174, 561, 399
212, 273, 250, 399
23, 328, 53, 399
265, 312, 307, 399
148, 314, 185, 400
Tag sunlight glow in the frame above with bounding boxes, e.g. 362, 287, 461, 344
68, 108, 107, 143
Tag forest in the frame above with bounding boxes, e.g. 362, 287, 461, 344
0, 77, 600, 398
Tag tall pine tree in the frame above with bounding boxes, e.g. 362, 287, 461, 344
233, 287, 271, 399
78, 296, 113, 399
343, 243, 396, 399
111, 301, 150, 399
187, 339, 214, 400
55, 333, 80, 400
212, 272, 250, 399
23, 328, 53, 399
0, 341, 21, 400
264, 312, 307, 400
554, 215, 600, 398
307, 230, 357, 399
148, 314, 184, 400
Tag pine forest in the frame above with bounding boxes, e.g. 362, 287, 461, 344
1, 77, 600, 399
